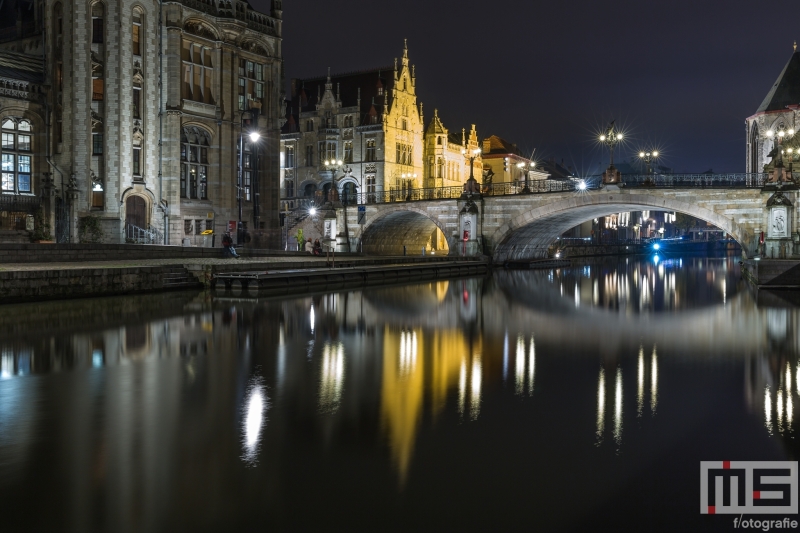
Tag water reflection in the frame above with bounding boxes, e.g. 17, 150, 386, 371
2, 258, 800, 530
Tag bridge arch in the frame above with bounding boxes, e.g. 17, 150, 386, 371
490, 192, 756, 262
356, 204, 452, 255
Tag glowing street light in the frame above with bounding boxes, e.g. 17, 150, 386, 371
516, 161, 536, 194
599, 121, 624, 185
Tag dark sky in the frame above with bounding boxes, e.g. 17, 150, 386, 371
256, 0, 799, 174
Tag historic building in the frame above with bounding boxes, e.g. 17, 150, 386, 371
480, 135, 547, 190
281, 42, 424, 209
0, 0, 283, 245
422, 110, 481, 189
745, 44, 800, 175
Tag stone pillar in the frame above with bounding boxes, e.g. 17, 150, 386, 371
458, 199, 480, 256
765, 190, 793, 258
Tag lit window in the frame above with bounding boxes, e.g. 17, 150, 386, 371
182, 40, 215, 105
238, 58, 265, 111
1, 119, 33, 194
181, 127, 210, 199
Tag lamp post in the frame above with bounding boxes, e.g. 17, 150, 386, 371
766, 128, 798, 184
238, 108, 261, 245
461, 147, 482, 197
599, 122, 623, 185
401, 172, 417, 200
516, 161, 536, 194
323, 159, 355, 252
638, 150, 659, 175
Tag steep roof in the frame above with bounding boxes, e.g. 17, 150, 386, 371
482, 135, 519, 155
426, 109, 446, 135
757, 50, 800, 113
289, 66, 394, 126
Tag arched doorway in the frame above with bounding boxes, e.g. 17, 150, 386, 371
342, 182, 357, 205
125, 196, 146, 230
303, 183, 316, 198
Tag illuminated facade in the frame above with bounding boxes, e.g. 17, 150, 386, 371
422, 110, 482, 189
0, 0, 283, 245
280, 42, 424, 207
480, 135, 547, 188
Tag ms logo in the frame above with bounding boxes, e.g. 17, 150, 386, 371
700, 461, 798, 514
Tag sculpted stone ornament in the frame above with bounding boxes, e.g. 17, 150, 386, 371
765, 142, 794, 184
184, 21, 216, 40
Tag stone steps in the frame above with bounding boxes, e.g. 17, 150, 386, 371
161, 267, 201, 290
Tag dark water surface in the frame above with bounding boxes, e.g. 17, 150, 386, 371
0, 255, 797, 532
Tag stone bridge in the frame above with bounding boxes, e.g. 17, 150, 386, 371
336, 182, 792, 262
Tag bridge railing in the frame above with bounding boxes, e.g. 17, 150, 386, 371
617, 173, 769, 188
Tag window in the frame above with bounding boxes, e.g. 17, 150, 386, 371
238, 58, 264, 111
365, 138, 376, 162
132, 147, 141, 176
344, 141, 352, 163
401, 118, 408, 131
239, 138, 256, 202
285, 179, 294, 198
132, 12, 141, 56
365, 175, 376, 202
182, 40, 215, 105
344, 115, 353, 128
92, 78, 104, 101
285, 145, 295, 168
395, 143, 411, 165
306, 119, 313, 132
133, 83, 141, 119
320, 141, 336, 162
180, 127, 210, 199
305, 145, 313, 167
93, 133, 103, 154
1, 119, 33, 194
92, 3, 104, 43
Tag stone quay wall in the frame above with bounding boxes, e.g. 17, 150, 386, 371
0, 266, 196, 303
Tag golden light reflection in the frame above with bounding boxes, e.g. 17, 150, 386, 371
778, 388, 785, 434
596, 368, 605, 445
319, 342, 345, 413
765, 386, 774, 435
650, 346, 658, 415
613, 367, 623, 449
637, 346, 644, 418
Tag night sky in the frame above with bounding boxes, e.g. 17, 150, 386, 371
256, 0, 799, 174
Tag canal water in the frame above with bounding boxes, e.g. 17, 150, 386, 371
0, 255, 797, 532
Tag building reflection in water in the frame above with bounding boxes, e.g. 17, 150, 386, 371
8, 256, 800, 527
320, 342, 345, 413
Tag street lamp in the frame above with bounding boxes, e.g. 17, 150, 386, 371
516, 161, 536, 194
238, 108, 261, 245
599, 121, 623, 185
401, 172, 417, 200
461, 147, 482, 197
323, 159, 355, 252
766, 128, 798, 184
638, 150, 659, 175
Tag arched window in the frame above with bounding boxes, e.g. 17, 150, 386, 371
92, 3, 104, 44
132, 9, 142, 56
1, 118, 33, 194
750, 124, 760, 173
284, 179, 294, 198
180, 126, 211, 199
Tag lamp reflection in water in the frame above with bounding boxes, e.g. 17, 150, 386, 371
651, 346, 658, 415
241, 375, 269, 467
613, 367, 623, 449
319, 342, 345, 413
514, 335, 536, 397
637, 347, 644, 418
765, 386, 774, 435
458, 354, 483, 421
596, 368, 606, 445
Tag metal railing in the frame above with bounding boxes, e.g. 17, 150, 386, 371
279, 173, 776, 212
125, 223, 163, 245
0, 194, 40, 213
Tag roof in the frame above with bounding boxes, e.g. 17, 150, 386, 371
757, 50, 800, 113
482, 135, 519, 155
426, 109, 446, 135
0, 48, 43, 83
289, 66, 395, 126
